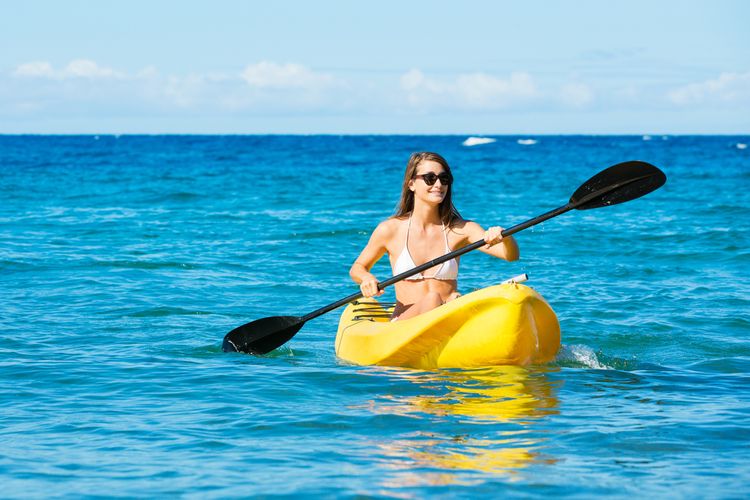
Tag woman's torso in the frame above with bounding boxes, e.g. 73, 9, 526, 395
385, 217, 466, 312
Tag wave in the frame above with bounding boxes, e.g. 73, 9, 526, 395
462, 137, 496, 147
89, 260, 199, 270
126, 307, 213, 318
555, 344, 612, 369
517, 138, 537, 145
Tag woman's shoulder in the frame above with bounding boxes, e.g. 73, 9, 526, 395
372, 217, 403, 237
383, 215, 409, 227
447, 218, 483, 239
448, 217, 477, 231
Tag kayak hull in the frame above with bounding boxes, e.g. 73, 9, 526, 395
335, 283, 560, 369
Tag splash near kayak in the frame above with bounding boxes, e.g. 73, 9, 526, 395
335, 280, 560, 369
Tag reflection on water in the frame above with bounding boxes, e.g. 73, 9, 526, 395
363, 366, 561, 486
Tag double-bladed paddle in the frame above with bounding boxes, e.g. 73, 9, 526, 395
223, 160, 666, 355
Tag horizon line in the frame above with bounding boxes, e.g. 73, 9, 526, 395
1, 132, 748, 137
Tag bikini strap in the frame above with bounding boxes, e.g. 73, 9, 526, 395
405, 214, 412, 247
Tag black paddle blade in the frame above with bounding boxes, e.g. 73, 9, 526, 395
222, 315, 304, 354
570, 161, 666, 210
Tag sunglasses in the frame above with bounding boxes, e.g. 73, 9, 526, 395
414, 172, 453, 186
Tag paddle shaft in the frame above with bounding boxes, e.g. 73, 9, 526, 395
300, 202, 574, 323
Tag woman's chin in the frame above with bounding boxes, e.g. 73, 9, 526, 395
422, 196, 444, 206
416, 191, 446, 206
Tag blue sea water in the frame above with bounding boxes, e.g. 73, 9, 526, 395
1, 134, 749, 497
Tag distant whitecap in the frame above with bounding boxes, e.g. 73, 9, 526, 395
462, 137, 496, 147
642, 135, 652, 141
517, 139, 537, 146
737, 143, 747, 150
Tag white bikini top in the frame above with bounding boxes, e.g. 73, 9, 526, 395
392, 216, 459, 280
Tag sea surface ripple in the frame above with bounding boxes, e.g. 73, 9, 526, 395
1, 135, 749, 497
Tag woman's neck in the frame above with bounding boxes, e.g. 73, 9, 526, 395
411, 202, 442, 227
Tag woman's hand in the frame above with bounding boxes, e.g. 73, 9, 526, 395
484, 226, 505, 247
360, 273, 384, 297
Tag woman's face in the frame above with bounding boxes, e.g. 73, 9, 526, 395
409, 159, 450, 205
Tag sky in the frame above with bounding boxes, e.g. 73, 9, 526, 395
1, 0, 748, 134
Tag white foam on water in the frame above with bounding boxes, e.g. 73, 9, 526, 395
462, 137, 496, 147
736, 143, 747, 150
517, 138, 537, 145
556, 344, 612, 369
642, 135, 652, 141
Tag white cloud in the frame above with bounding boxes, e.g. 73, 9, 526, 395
560, 82, 594, 107
162, 75, 204, 108
240, 62, 334, 89
13, 61, 55, 78
400, 69, 539, 110
12, 59, 123, 79
399, 69, 424, 91
668, 72, 750, 105
135, 66, 159, 79
456, 72, 537, 108
64, 59, 121, 78
6, 59, 347, 115
399, 69, 446, 108
22, 59, 735, 127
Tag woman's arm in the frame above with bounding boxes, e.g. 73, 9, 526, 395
462, 221, 520, 261
349, 221, 392, 297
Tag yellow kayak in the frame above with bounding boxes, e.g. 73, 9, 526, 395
335, 281, 560, 369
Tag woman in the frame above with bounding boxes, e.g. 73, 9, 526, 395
349, 152, 519, 321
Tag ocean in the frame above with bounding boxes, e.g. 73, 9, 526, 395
1, 135, 748, 497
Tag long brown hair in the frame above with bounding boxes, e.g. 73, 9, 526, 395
394, 152, 461, 227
